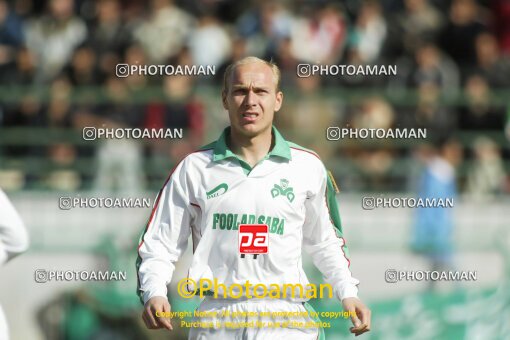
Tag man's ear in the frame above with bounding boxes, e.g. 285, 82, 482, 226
274, 91, 283, 112
222, 90, 228, 110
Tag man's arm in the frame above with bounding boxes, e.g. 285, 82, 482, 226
0, 189, 29, 265
302, 169, 371, 336
136, 161, 192, 330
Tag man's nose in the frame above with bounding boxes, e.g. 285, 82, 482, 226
244, 89, 257, 107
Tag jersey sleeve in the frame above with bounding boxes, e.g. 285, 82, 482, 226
136, 161, 193, 305
0, 190, 29, 265
302, 168, 359, 301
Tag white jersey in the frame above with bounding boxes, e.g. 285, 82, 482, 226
136, 127, 359, 304
0, 189, 29, 340
0, 189, 29, 265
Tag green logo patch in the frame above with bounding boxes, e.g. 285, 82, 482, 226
271, 179, 295, 202
207, 183, 228, 199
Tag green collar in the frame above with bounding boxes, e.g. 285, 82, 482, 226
212, 126, 291, 164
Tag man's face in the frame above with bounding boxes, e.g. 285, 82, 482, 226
222, 62, 283, 138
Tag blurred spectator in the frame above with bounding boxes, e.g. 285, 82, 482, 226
63, 44, 102, 86
236, 0, 292, 58
339, 46, 387, 88
69, 108, 97, 163
122, 43, 148, 90
10, 0, 36, 19
0, 0, 24, 72
0, 47, 35, 85
216, 36, 248, 85
457, 74, 506, 131
277, 74, 337, 159
392, 43, 459, 97
474, 32, 510, 88
95, 75, 142, 132
466, 137, 506, 201
349, 97, 396, 189
291, 3, 347, 63
87, 0, 131, 57
414, 82, 456, 135
398, 0, 445, 55
490, 0, 510, 54
178, 0, 245, 23
92, 76, 145, 194
93, 132, 145, 195
2, 93, 44, 162
348, 0, 387, 64
44, 77, 80, 190
3, 94, 43, 128
25, 0, 87, 83
85, 0, 131, 78
45, 76, 73, 128
413, 43, 459, 94
411, 138, 462, 291
439, 0, 488, 76
506, 111, 510, 144
350, 97, 395, 130
45, 144, 79, 190
144, 73, 204, 166
407, 143, 435, 192
187, 14, 231, 67
133, 0, 195, 63
271, 37, 298, 88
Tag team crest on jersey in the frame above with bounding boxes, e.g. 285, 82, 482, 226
207, 183, 228, 199
271, 179, 295, 202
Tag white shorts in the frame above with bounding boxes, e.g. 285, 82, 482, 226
188, 298, 324, 340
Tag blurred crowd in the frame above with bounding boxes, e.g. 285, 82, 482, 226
0, 0, 508, 195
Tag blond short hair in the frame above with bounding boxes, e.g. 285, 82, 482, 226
222, 56, 281, 94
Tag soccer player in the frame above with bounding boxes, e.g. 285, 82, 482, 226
136, 56, 371, 338
0, 189, 29, 339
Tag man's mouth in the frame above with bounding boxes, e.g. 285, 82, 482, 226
241, 112, 258, 118
240, 112, 259, 122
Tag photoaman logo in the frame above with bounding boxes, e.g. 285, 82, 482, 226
206, 183, 228, 199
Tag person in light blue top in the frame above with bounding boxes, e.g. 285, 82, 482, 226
411, 138, 462, 290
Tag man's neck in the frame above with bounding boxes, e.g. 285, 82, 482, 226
228, 127, 273, 167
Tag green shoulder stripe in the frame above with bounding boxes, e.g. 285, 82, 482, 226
287, 142, 319, 157
135, 252, 144, 304
325, 170, 351, 260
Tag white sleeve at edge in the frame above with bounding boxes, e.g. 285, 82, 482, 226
137, 163, 192, 304
0, 189, 29, 266
302, 168, 359, 301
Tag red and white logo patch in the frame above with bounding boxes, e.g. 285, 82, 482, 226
238, 224, 268, 254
